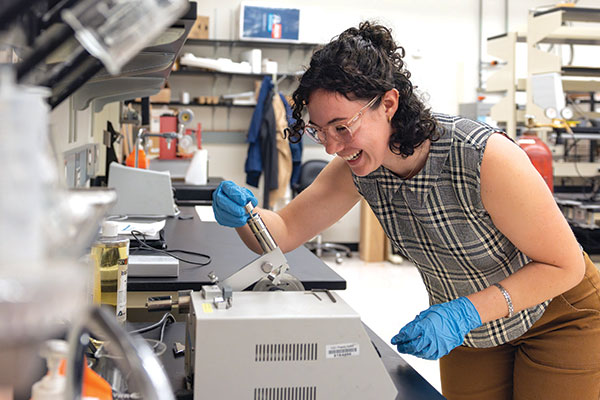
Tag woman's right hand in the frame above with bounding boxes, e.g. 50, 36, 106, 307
212, 181, 258, 228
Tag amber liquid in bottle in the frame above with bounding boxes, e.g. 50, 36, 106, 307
91, 237, 129, 323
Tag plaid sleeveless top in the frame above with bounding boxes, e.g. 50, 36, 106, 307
353, 114, 550, 348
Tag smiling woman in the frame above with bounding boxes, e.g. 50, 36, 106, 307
212, 20, 600, 400
287, 21, 437, 160
302, 94, 381, 145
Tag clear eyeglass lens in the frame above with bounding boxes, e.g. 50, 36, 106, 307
334, 125, 352, 141
304, 126, 323, 143
304, 123, 353, 145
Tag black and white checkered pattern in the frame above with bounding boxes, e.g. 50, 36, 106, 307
354, 114, 550, 348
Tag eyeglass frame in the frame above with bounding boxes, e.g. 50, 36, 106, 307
302, 94, 382, 145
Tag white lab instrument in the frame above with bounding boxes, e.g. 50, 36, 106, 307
531, 72, 566, 115
186, 290, 397, 399
108, 162, 178, 217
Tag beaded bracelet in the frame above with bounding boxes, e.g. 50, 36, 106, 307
493, 282, 514, 318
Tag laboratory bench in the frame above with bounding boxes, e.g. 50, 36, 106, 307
126, 206, 347, 318
127, 213, 347, 291
138, 321, 445, 400
172, 177, 223, 206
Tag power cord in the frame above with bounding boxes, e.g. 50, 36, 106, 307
130, 230, 211, 267
129, 312, 176, 345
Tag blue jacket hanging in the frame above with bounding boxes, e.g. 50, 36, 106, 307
245, 76, 274, 187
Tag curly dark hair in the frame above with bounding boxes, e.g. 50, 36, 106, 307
288, 21, 438, 157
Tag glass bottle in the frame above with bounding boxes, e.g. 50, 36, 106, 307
91, 221, 129, 323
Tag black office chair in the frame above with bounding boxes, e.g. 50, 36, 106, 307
292, 160, 352, 264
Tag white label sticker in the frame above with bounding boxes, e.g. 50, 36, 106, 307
326, 343, 359, 359
116, 264, 128, 323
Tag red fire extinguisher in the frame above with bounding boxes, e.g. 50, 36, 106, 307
517, 132, 554, 192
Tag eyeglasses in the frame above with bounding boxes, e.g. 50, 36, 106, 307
303, 95, 381, 145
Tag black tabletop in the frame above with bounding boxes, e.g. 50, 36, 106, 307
172, 177, 224, 205
128, 206, 347, 292
141, 322, 445, 400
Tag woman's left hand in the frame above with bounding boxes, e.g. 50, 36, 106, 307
391, 297, 482, 360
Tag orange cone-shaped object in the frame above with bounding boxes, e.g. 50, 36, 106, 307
125, 148, 149, 169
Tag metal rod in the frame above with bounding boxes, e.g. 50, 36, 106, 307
135, 129, 180, 168
245, 202, 278, 253
135, 128, 145, 168
16, 23, 73, 82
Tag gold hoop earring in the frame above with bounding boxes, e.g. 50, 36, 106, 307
388, 115, 392, 123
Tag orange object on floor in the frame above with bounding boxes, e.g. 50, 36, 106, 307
125, 148, 149, 169
57, 358, 112, 400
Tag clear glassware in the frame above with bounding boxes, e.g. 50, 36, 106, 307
61, 0, 188, 75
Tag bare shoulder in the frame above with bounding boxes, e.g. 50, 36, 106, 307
481, 133, 529, 168
480, 133, 534, 198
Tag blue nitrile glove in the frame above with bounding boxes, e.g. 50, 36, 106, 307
391, 297, 482, 360
212, 181, 258, 227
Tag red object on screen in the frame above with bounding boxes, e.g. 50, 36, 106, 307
271, 23, 282, 39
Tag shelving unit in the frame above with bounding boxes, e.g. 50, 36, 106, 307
526, 6, 600, 125
179, 38, 318, 83
485, 6, 600, 139
171, 68, 300, 80
130, 100, 255, 108
154, 38, 318, 135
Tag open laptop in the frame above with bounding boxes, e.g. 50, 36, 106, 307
107, 162, 178, 218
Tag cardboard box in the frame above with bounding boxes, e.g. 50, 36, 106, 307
150, 82, 171, 103
188, 16, 209, 40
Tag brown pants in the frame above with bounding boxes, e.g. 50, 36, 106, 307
440, 253, 600, 400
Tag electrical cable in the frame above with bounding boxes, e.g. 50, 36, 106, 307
130, 230, 211, 266
129, 312, 176, 344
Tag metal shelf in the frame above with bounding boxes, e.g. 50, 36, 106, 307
184, 39, 320, 51
171, 68, 300, 79
533, 6, 600, 23
129, 101, 255, 108
562, 66, 600, 77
